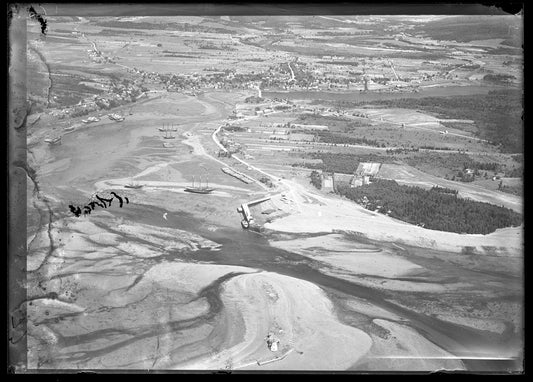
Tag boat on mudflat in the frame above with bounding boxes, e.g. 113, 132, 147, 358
184, 175, 214, 194
124, 181, 143, 189
184, 187, 214, 194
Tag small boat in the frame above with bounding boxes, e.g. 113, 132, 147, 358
184, 187, 214, 194
184, 176, 214, 194
124, 181, 143, 189
63, 126, 75, 132
44, 136, 62, 145
108, 113, 125, 122
82, 116, 100, 123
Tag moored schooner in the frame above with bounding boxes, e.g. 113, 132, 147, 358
184, 175, 214, 194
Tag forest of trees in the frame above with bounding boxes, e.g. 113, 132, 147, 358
507, 166, 523, 178
430, 185, 458, 195
467, 161, 500, 171
222, 125, 246, 132
315, 131, 381, 147
297, 114, 370, 132
294, 115, 382, 146
483, 73, 516, 84
337, 179, 522, 234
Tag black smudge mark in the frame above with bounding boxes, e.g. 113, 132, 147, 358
27, 6, 47, 35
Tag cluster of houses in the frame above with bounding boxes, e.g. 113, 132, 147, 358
108, 81, 147, 102
48, 81, 147, 119
95, 47, 419, 98
86, 47, 115, 64
292, 53, 482, 91
127, 65, 270, 94
321, 162, 382, 192
80, 29, 483, 110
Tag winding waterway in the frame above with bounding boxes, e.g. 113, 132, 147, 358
114, 203, 522, 372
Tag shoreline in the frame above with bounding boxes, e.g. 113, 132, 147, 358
263, 186, 523, 257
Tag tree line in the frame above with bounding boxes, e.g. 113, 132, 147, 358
430, 185, 458, 195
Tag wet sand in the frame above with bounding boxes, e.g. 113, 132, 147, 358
180, 271, 372, 370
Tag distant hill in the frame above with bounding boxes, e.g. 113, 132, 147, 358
412, 15, 522, 44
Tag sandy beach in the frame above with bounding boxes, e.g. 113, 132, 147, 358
180, 271, 373, 370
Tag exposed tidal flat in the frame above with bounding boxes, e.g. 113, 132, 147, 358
26, 203, 522, 371
27, 208, 372, 370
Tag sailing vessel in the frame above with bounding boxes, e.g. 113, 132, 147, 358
159, 123, 178, 132
184, 175, 214, 194
163, 129, 175, 139
163, 127, 176, 139
159, 123, 177, 139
